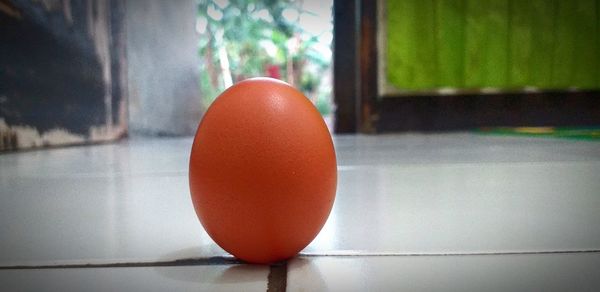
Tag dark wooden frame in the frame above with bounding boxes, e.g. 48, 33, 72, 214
333, 0, 600, 134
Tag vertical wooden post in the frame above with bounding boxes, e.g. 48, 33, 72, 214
333, 0, 360, 133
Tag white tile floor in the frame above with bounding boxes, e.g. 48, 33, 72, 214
0, 265, 269, 292
1, 133, 599, 291
287, 253, 600, 292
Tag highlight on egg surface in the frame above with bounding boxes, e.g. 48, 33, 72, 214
189, 77, 337, 264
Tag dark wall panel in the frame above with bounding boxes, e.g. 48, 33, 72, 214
0, 0, 126, 151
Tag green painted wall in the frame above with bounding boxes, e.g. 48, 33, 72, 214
386, 0, 600, 90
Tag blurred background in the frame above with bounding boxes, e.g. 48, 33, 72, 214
195, 0, 334, 128
0, 0, 599, 151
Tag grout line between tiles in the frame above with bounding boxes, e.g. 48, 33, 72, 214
267, 261, 287, 292
3, 249, 599, 271
299, 249, 600, 257
0, 257, 243, 270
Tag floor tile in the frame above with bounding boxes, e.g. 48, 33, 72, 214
0, 138, 192, 179
334, 134, 600, 165
305, 160, 600, 254
0, 264, 268, 292
1, 134, 599, 266
287, 253, 600, 292
0, 175, 225, 266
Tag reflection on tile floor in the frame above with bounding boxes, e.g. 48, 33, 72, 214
1, 133, 599, 290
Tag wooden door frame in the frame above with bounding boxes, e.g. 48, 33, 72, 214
333, 0, 600, 134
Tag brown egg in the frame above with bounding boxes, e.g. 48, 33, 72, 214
189, 77, 337, 264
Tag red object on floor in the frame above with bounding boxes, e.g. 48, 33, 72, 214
189, 78, 337, 264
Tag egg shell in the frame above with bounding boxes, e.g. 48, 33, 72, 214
189, 77, 337, 264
